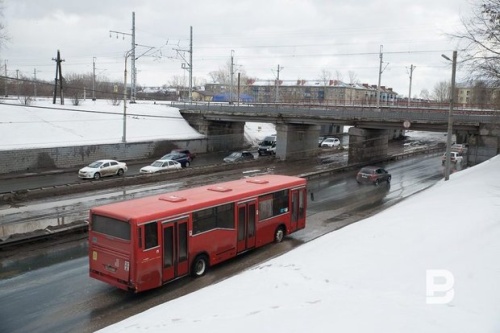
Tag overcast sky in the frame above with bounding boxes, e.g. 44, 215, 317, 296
1, 0, 472, 97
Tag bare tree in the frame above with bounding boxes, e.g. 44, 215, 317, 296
348, 71, 359, 84
18, 74, 33, 105
168, 75, 187, 89
208, 58, 250, 85
334, 70, 343, 82
452, 0, 500, 86
420, 88, 430, 100
470, 80, 494, 107
432, 81, 451, 102
0, 0, 8, 49
318, 69, 332, 86
0, 0, 9, 95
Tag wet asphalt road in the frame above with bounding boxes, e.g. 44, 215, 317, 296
0, 152, 445, 333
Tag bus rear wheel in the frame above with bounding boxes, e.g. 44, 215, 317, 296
192, 255, 208, 277
274, 226, 285, 243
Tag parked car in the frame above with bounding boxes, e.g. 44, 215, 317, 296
441, 151, 463, 165
78, 159, 128, 180
356, 166, 391, 185
171, 149, 196, 160
258, 135, 277, 156
160, 152, 191, 167
140, 159, 182, 174
320, 137, 341, 148
223, 151, 255, 163
318, 136, 325, 146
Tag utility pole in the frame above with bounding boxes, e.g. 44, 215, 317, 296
4, 60, 7, 97
16, 69, 19, 100
52, 49, 65, 105
237, 72, 241, 105
230, 50, 234, 103
92, 57, 96, 101
131, 12, 136, 103
110, 11, 136, 103
275, 64, 283, 103
175, 26, 193, 102
189, 26, 193, 102
33, 68, 37, 98
123, 50, 133, 143
442, 51, 457, 181
376, 45, 383, 108
407, 64, 415, 107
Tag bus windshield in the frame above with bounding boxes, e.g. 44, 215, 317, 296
91, 215, 131, 240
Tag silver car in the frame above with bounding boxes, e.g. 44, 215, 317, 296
140, 159, 182, 173
78, 159, 128, 180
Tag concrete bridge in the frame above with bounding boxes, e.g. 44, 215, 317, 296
174, 102, 500, 166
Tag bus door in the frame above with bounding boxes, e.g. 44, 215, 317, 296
237, 200, 257, 253
161, 217, 189, 283
291, 188, 306, 232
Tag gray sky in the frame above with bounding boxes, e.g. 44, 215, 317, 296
1, 0, 472, 97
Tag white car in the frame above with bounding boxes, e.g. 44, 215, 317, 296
140, 159, 182, 174
78, 159, 128, 180
320, 137, 341, 148
441, 152, 463, 165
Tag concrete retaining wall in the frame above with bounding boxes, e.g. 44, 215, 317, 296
0, 139, 207, 175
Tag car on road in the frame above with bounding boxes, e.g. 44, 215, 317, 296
78, 159, 128, 180
320, 137, 341, 148
441, 151, 463, 165
160, 152, 191, 167
356, 166, 391, 185
140, 159, 182, 174
171, 149, 196, 160
258, 135, 277, 156
223, 151, 255, 163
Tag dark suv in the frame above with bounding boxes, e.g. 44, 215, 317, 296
356, 166, 391, 185
171, 149, 196, 160
160, 152, 191, 167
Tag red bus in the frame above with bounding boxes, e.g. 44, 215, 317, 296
88, 175, 307, 292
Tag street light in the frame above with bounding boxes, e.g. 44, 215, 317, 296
441, 50, 457, 181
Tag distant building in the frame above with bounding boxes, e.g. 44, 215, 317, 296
204, 80, 398, 105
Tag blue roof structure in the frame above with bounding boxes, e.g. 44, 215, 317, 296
213, 93, 254, 103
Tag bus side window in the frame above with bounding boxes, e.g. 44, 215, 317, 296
144, 221, 158, 249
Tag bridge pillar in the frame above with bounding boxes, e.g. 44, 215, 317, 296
181, 114, 244, 152
467, 123, 500, 165
275, 123, 320, 161
348, 127, 389, 164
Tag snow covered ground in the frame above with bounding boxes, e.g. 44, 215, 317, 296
0, 98, 205, 150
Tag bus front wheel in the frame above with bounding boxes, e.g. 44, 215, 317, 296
274, 226, 285, 243
192, 255, 208, 277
